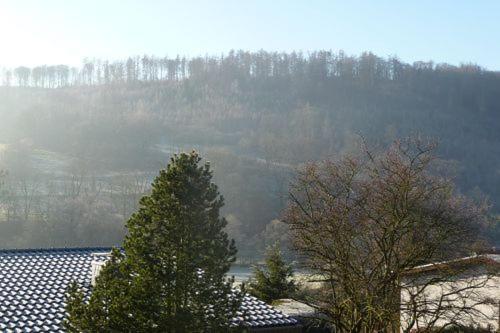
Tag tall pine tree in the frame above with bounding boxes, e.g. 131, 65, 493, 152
65, 152, 240, 332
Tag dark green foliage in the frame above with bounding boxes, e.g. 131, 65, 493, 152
64, 152, 241, 332
248, 243, 297, 303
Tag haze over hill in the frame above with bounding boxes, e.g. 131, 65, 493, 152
0, 50, 499, 258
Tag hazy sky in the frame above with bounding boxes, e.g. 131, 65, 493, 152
0, 0, 499, 70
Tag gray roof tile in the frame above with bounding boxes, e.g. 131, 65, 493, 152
0, 248, 298, 331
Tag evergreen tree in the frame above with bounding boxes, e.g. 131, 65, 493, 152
65, 151, 241, 332
248, 243, 297, 303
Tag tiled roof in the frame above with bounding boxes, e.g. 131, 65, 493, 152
231, 295, 298, 328
0, 248, 298, 332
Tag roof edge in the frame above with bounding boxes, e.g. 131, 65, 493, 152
404, 254, 500, 276
0, 246, 114, 254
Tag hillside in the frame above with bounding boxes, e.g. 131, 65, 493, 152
0, 51, 499, 256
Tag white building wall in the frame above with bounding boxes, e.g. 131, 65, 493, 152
401, 273, 500, 331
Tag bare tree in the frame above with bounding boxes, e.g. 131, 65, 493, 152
1, 68, 12, 86
284, 138, 491, 332
108, 171, 151, 219
14, 66, 31, 87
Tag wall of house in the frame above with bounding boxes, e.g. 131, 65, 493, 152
400, 271, 500, 331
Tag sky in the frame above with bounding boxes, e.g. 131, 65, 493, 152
0, 0, 499, 70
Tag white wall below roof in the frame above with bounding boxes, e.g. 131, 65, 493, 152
273, 299, 316, 318
90, 252, 110, 286
401, 273, 500, 332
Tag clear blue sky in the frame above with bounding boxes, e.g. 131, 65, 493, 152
0, 0, 499, 70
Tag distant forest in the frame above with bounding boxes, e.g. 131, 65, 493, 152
0, 50, 499, 259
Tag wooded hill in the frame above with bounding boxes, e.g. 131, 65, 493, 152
0, 50, 499, 256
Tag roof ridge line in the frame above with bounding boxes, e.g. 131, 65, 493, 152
0, 246, 114, 254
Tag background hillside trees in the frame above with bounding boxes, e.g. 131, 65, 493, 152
0, 50, 499, 258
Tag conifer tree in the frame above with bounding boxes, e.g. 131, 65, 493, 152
248, 243, 297, 303
65, 151, 240, 332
